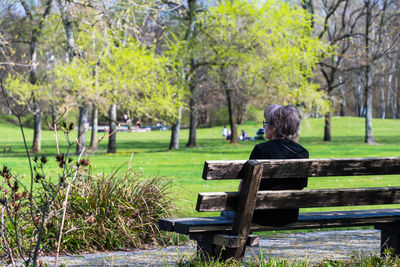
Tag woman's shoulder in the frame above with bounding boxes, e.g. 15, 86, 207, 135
280, 139, 309, 157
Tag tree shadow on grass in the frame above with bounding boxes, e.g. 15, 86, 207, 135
300, 135, 400, 145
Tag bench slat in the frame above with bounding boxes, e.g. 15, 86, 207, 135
162, 208, 400, 234
159, 216, 233, 232
197, 187, 400, 211
203, 157, 400, 180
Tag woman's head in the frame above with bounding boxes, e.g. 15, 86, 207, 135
264, 105, 301, 141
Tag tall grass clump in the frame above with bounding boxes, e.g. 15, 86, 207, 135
45, 169, 174, 252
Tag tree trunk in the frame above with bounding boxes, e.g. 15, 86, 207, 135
388, 59, 396, 119
30, 34, 41, 153
236, 100, 248, 125
185, 0, 199, 148
50, 104, 56, 128
169, 107, 182, 150
389, 88, 396, 119
31, 101, 41, 153
226, 88, 238, 144
90, 104, 98, 150
107, 103, 117, 153
186, 92, 198, 147
380, 57, 386, 119
353, 71, 363, 117
60, 1, 76, 61
323, 112, 331, 142
364, 2, 375, 144
76, 105, 89, 155
186, 58, 198, 148
339, 74, 346, 116
380, 74, 386, 119
25, 0, 53, 154
364, 65, 375, 144
323, 85, 332, 141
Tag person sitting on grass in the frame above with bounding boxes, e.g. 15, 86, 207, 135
250, 104, 309, 226
240, 129, 248, 141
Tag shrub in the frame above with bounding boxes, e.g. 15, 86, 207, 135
44, 169, 174, 253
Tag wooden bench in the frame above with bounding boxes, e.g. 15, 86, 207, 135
159, 157, 400, 261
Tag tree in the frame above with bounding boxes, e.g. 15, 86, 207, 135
359, 0, 391, 144
21, 0, 54, 153
309, 0, 363, 141
57, 0, 90, 154
0, 0, 54, 153
99, 40, 182, 153
198, 0, 330, 143
52, 57, 103, 154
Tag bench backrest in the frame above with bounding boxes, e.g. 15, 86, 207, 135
197, 157, 400, 212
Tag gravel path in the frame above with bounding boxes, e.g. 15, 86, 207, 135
38, 229, 381, 266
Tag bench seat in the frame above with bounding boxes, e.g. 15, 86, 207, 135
160, 208, 400, 234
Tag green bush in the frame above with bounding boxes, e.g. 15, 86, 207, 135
44, 169, 174, 253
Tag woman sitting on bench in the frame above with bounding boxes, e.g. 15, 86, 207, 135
250, 104, 309, 225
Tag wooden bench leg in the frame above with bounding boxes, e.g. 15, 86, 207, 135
219, 238, 246, 260
375, 224, 400, 256
220, 160, 263, 261
191, 233, 223, 261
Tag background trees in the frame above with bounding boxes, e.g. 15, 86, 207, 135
198, 0, 329, 143
2, 0, 400, 150
307, 0, 400, 143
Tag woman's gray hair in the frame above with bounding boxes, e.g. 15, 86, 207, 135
264, 104, 281, 121
265, 105, 300, 140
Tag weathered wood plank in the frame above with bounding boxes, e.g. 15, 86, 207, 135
224, 160, 264, 259
197, 187, 400, 212
172, 209, 400, 234
203, 157, 400, 180
159, 217, 206, 231
172, 216, 234, 234
213, 234, 241, 248
212, 234, 260, 248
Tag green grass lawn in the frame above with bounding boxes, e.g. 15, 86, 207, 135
1, 116, 400, 216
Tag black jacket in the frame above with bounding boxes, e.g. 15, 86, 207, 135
249, 139, 309, 225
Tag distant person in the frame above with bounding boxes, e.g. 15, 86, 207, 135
123, 114, 129, 123
240, 129, 248, 141
226, 130, 232, 140
249, 104, 308, 226
222, 126, 228, 138
255, 127, 265, 140
135, 120, 141, 128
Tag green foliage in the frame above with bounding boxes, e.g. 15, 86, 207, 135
4, 73, 39, 104
197, 0, 332, 112
100, 39, 183, 121
50, 32, 184, 121
44, 169, 174, 252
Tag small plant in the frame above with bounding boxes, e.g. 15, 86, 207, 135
0, 81, 89, 267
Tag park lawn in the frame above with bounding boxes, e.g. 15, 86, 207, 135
1, 116, 400, 217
